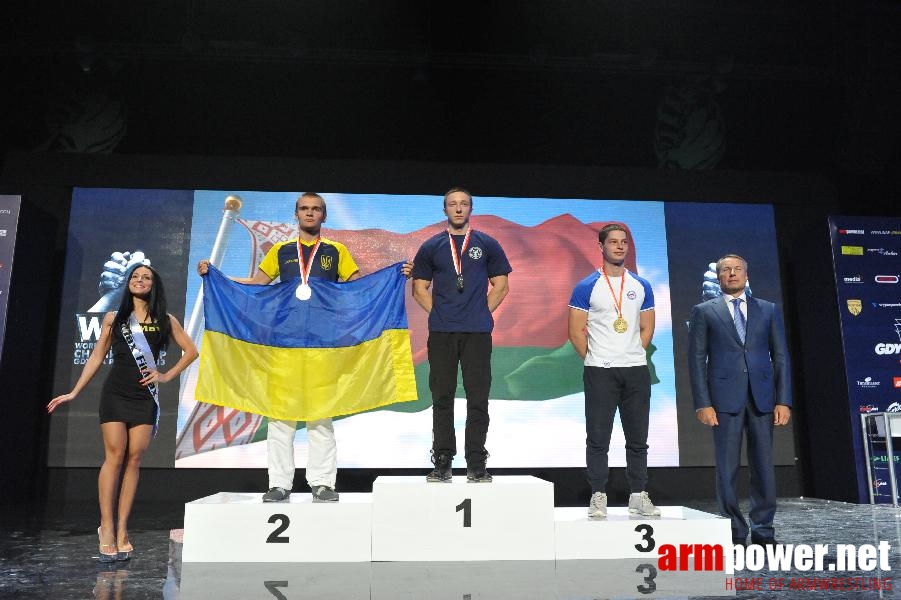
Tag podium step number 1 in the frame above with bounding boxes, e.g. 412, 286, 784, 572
371, 475, 556, 561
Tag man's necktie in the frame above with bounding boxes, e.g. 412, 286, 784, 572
732, 298, 746, 344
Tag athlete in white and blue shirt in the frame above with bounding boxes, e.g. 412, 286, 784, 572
568, 223, 660, 518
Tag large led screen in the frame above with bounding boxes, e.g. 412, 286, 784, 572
48, 188, 791, 469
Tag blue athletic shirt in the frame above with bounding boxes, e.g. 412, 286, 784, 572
412, 230, 512, 333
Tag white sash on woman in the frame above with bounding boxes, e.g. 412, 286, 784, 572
119, 313, 161, 437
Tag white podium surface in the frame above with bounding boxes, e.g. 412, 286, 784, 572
371, 475, 556, 561
554, 505, 733, 565
182, 492, 373, 563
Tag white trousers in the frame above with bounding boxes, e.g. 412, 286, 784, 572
266, 418, 337, 490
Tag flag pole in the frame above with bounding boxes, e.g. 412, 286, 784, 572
186, 194, 242, 341
175, 195, 242, 457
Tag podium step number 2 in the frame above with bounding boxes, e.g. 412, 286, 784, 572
182, 492, 373, 562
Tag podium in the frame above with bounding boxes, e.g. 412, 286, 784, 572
182, 477, 731, 568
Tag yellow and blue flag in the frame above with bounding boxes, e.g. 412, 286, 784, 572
195, 263, 417, 421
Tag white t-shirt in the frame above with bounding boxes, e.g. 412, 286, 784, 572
569, 269, 655, 368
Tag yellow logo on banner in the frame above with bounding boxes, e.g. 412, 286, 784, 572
320, 255, 334, 270
841, 246, 863, 255
847, 299, 862, 316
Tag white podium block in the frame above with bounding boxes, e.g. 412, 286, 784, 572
371, 475, 555, 561
554, 505, 732, 566
182, 492, 372, 562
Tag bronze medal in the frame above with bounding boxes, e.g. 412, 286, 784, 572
448, 227, 472, 295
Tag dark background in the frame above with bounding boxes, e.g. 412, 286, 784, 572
1, 1, 898, 509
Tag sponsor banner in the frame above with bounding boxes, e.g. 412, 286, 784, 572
829, 216, 901, 502
0, 196, 22, 363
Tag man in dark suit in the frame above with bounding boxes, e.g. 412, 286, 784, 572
688, 254, 792, 547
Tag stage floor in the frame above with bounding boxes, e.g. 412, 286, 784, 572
1, 497, 897, 599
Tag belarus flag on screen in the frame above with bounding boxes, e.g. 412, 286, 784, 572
195, 263, 417, 421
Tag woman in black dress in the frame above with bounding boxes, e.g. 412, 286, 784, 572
47, 265, 198, 562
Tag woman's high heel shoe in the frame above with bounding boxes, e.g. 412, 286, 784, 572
116, 541, 134, 561
97, 527, 118, 563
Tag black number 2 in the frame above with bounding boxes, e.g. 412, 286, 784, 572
266, 514, 290, 543
456, 498, 472, 527
634, 524, 655, 552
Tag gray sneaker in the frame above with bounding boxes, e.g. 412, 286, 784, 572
628, 491, 662, 516
311, 485, 339, 503
588, 491, 607, 519
262, 487, 291, 502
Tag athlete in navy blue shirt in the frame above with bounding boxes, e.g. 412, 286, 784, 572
411, 187, 512, 483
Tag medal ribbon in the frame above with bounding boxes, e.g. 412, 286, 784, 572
447, 228, 472, 278
601, 265, 626, 321
296, 236, 322, 286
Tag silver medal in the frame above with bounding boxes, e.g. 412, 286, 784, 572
296, 283, 312, 301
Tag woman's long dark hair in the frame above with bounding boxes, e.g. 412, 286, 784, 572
113, 264, 172, 349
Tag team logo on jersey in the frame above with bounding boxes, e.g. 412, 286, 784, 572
847, 299, 862, 316
627, 290, 637, 300
320, 255, 333, 270
468, 247, 483, 260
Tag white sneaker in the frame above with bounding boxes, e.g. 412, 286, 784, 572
588, 491, 607, 519
628, 491, 661, 516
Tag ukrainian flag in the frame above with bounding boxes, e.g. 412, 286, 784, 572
196, 263, 417, 421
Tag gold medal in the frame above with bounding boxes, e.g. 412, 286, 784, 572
602, 264, 629, 334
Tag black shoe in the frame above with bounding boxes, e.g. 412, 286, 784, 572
732, 537, 747, 548
750, 534, 778, 547
426, 452, 452, 482
466, 468, 493, 483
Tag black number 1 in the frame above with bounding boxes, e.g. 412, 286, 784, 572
456, 498, 472, 527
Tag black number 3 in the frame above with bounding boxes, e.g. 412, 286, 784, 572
634, 524, 655, 552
